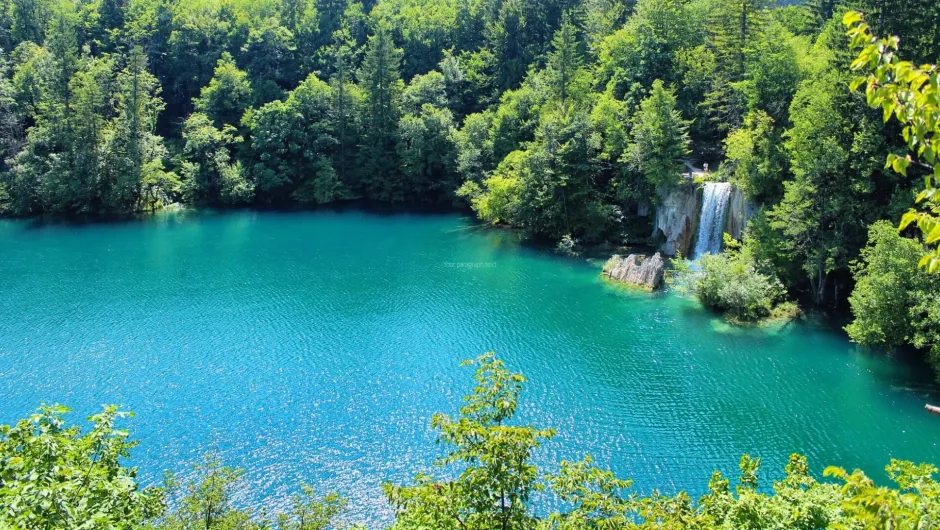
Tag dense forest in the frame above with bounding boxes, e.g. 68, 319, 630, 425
0, 0, 938, 369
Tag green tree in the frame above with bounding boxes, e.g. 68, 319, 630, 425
580, 0, 628, 52
451, 110, 495, 187
490, 82, 545, 162
10, 0, 53, 45
767, 68, 873, 305
384, 352, 555, 530
485, 0, 541, 92
680, 237, 787, 322
240, 21, 296, 104
456, 170, 522, 226
329, 25, 361, 188
163, 2, 231, 119
179, 112, 251, 205
708, 0, 769, 80
154, 454, 258, 530
699, 0, 770, 134
546, 15, 582, 107
826, 460, 940, 530
846, 221, 940, 372
397, 103, 457, 201
515, 107, 615, 243
357, 25, 403, 201
275, 486, 352, 530
0, 52, 25, 171
400, 70, 447, 115
0, 405, 164, 529
0, 54, 23, 213
194, 52, 253, 129
723, 110, 786, 202
11, 46, 115, 214
248, 73, 344, 204
103, 46, 175, 211
624, 79, 690, 199
385, 353, 852, 530
596, 0, 695, 101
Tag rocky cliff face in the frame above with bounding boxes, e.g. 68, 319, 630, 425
602, 253, 665, 290
652, 185, 699, 256
725, 187, 756, 240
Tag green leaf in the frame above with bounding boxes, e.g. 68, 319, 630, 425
842, 11, 862, 27
927, 224, 940, 244
899, 211, 919, 230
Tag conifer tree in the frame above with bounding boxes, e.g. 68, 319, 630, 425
357, 25, 403, 201
330, 26, 359, 187
547, 15, 582, 107
625, 79, 690, 198
104, 46, 174, 210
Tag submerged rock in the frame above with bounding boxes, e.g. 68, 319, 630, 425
652, 185, 699, 256
602, 253, 665, 290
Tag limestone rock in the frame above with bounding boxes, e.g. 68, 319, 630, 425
652, 185, 699, 256
602, 253, 665, 290
725, 186, 756, 241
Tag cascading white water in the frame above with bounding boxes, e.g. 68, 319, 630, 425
692, 182, 732, 259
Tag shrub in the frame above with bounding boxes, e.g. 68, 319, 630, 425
683, 238, 786, 322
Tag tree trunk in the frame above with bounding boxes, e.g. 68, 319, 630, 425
811, 260, 827, 306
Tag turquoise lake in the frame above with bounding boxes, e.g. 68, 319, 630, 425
1, 208, 939, 525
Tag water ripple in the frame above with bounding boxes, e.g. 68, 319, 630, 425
1, 210, 939, 527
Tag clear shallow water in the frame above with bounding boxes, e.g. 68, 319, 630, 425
1, 209, 939, 525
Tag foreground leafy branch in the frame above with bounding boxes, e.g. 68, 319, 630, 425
844, 11, 940, 273
0, 405, 164, 529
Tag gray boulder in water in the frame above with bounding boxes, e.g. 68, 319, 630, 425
602, 253, 665, 290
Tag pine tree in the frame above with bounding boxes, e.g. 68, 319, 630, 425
547, 15, 582, 107
11, 0, 51, 45
357, 25, 403, 201
68, 56, 112, 210
330, 26, 358, 187
708, 0, 768, 79
852, 0, 939, 63
808, 0, 840, 28
104, 46, 173, 210
625, 79, 690, 196
701, 0, 768, 134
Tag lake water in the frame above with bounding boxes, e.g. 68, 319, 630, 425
1, 208, 939, 525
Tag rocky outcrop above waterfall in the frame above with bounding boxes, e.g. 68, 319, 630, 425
726, 187, 756, 240
602, 253, 665, 290
651, 185, 699, 256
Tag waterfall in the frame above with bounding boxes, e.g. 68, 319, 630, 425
692, 182, 732, 259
